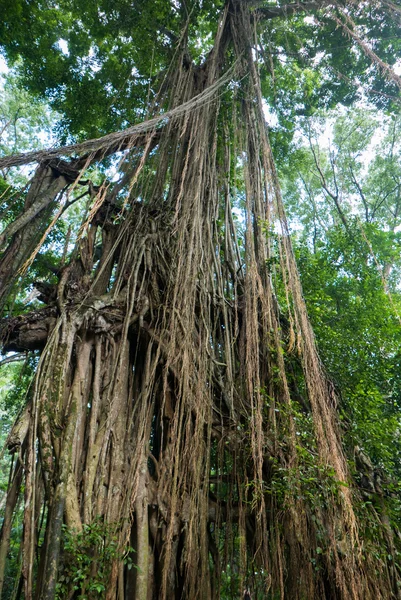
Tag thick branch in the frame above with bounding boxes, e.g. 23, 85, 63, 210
1, 307, 58, 352
0, 176, 67, 250
349, 165, 370, 222
0, 292, 139, 352
0, 63, 237, 170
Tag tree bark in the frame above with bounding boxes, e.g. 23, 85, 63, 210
0, 461, 23, 598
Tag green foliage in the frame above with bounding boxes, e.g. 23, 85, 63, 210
294, 222, 401, 477
1, 0, 187, 139
281, 108, 401, 235
0, 357, 36, 599
0, 69, 57, 161
278, 106, 401, 486
1, 1, 400, 141
0, 356, 35, 484
56, 520, 136, 600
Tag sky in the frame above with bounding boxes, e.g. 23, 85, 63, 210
0, 56, 8, 74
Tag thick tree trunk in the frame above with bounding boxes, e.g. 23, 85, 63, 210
0, 165, 67, 311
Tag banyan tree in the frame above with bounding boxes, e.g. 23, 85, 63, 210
1, 1, 401, 598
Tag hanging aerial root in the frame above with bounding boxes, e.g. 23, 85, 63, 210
0, 60, 239, 171
331, 3, 401, 91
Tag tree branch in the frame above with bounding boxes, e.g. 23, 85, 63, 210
349, 165, 369, 222
307, 130, 348, 228
0, 353, 25, 367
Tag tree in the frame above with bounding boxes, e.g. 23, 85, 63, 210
1, 1, 401, 599
279, 108, 401, 472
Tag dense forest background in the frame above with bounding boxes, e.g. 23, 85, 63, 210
1, 1, 401, 599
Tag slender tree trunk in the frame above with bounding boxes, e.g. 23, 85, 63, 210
0, 461, 23, 597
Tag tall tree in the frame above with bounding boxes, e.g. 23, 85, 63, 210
1, 1, 401, 599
